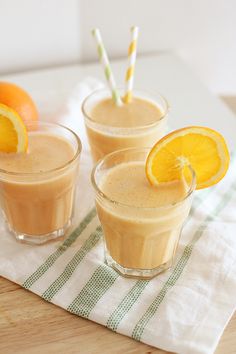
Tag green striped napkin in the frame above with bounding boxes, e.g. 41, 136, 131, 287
0, 146, 236, 354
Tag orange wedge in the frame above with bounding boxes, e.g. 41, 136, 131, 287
0, 103, 28, 153
146, 126, 230, 190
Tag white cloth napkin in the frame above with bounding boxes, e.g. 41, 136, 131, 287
0, 78, 236, 354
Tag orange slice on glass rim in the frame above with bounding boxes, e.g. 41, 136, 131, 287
0, 103, 28, 153
146, 126, 230, 190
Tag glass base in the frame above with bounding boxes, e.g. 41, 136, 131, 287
8, 219, 72, 245
105, 253, 172, 280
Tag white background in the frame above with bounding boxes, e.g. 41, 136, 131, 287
0, 0, 235, 94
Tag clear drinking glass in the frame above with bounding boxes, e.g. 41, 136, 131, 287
0, 122, 81, 245
82, 88, 169, 162
91, 148, 196, 279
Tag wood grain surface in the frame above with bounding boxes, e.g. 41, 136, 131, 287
0, 275, 235, 354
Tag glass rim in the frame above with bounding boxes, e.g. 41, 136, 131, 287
0, 121, 82, 177
91, 147, 196, 211
82, 87, 170, 130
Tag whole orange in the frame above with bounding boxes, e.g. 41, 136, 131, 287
0, 82, 38, 124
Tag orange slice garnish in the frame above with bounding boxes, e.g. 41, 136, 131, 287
0, 103, 28, 153
146, 126, 230, 190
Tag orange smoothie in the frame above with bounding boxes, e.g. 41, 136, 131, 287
83, 89, 168, 162
92, 148, 195, 278
0, 126, 81, 244
96, 162, 191, 270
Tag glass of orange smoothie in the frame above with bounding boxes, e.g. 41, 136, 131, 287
0, 122, 81, 245
82, 88, 169, 162
92, 148, 196, 279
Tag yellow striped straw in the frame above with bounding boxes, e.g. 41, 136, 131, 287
92, 28, 122, 106
123, 26, 139, 104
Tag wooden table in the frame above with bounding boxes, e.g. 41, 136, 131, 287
0, 55, 235, 353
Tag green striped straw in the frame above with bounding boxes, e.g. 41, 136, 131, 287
92, 28, 122, 106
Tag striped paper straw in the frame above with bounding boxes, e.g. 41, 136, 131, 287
92, 28, 122, 106
123, 26, 139, 104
